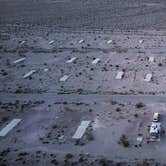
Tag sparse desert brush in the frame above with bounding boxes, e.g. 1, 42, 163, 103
0, 116, 9, 123
99, 158, 109, 166
65, 153, 73, 159
134, 113, 138, 118
85, 131, 94, 141
116, 107, 121, 112
118, 134, 130, 147
77, 88, 83, 94
135, 102, 145, 108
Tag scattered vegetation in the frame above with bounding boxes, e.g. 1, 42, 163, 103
99, 158, 110, 166
134, 113, 138, 118
51, 159, 59, 165
75, 140, 80, 146
85, 131, 94, 141
158, 63, 162, 67
15, 88, 45, 94
135, 102, 145, 108
76, 88, 83, 94
142, 159, 150, 166
0, 116, 9, 123
0, 148, 10, 157
116, 107, 121, 112
18, 152, 28, 157
64, 107, 72, 112
65, 153, 73, 159
118, 134, 130, 147
0, 69, 8, 76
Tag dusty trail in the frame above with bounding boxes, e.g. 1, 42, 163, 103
1, 92, 166, 103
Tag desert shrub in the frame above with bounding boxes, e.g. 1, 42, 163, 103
65, 153, 73, 159
51, 159, 59, 165
1, 117, 9, 123
116, 107, 121, 112
135, 102, 145, 108
134, 113, 138, 118
118, 134, 130, 147
77, 88, 83, 94
85, 131, 94, 141
99, 158, 109, 166
142, 159, 150, 166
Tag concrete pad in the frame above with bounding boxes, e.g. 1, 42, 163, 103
78, 39, 84, 44
92, 58, 100, 64
59, 75, 69, 82
72, 120, 91, 139
115, 71, 124, 80
58, 135, 64, 140
20, 41, 25, 45
144, 73, 152, 82
139, 39, 144, 44
66, 57, 77, 63
107, 40, 113, 44
0, 119, 22, 137
149, 56, 154, 62
44, 68, 49, 72
49, 40, 54, 45
23, 70, 36, 78
13, 57, 26, 64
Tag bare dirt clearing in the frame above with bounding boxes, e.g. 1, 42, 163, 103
1, 29, 166, 165
2, 0, 166, 165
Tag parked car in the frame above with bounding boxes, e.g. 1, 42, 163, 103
153, 112, 159, 122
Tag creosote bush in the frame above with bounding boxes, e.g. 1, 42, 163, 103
118, 134, 129, 147
116, 107, 121, 112
65, 153, 73, 159
85, 131, 94, 141
135, 102, 145, 108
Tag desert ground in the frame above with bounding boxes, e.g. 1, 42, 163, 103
1, 0, 166, 165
